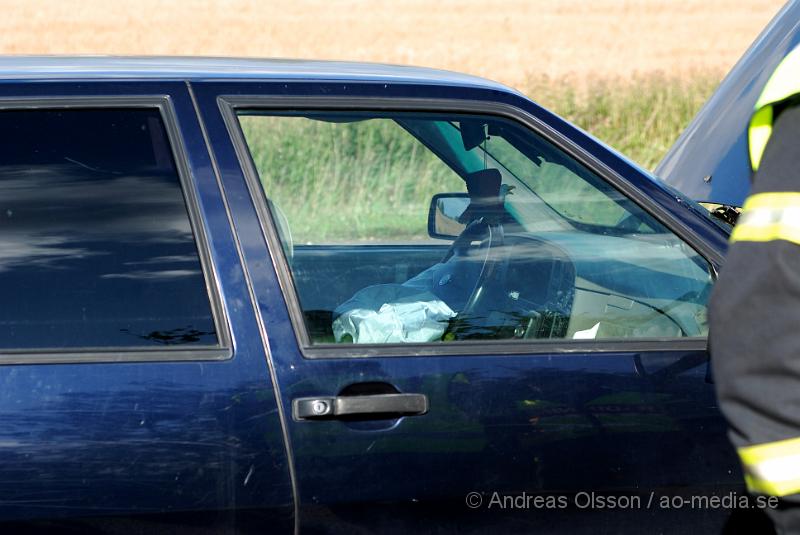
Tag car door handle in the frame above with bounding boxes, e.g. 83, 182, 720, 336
293, 393, 428, 420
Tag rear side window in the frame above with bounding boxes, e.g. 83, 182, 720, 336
0, 108, 218, 350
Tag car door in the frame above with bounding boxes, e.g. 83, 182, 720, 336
0, 82, 293, 532
193, 80, 757, 534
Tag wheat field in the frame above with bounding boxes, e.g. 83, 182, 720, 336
0, 0, 785, 89
0, 0, 787, 169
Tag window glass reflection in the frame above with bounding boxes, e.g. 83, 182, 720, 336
0, 108, 217, 349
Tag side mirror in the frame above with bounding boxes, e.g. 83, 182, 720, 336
428, 193, 470, 239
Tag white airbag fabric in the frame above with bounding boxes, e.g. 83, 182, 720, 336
333, 284, 456, 344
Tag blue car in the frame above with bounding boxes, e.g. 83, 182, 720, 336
0, 50, 770, 533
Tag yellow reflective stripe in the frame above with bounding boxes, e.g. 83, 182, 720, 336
755, 46, 800, 111
739, 437, 800, 497
731, 223, 800, 245
748, 106, 773, 171
748, 45, 800, 170
731, 192, 800, 245
744, 473, 800, 497
743, 192, 800, 210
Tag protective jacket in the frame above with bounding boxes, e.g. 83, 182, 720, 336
711, 45, 800, 534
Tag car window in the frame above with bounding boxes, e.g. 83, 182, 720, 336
0, 108, 218, 350
237, 110, 713, 346
238, 114, 465, 243
482, 130, 654, 231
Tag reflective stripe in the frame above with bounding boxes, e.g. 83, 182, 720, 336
743, 192, 800, 210
755, 46, 800, 111
749, 45, 800, 170
749, 107, 772, 171
739, 436, 800, 496
730, 192, 800, 245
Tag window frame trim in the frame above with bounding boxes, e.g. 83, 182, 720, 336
0, 96, 232, 364
220, 94, 717, 359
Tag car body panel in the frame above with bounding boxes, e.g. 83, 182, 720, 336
657, 0, 800, 207
0, 55, 520, 95
0, 81, 293, 529
0, 58, 748, 532
192, 80, 741, 533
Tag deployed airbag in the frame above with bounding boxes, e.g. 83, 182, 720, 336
333, 284, 456, 344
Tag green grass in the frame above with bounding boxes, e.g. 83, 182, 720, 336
240, 115, 464, 242
526, 72, 721, 170
239, 73, 722, 243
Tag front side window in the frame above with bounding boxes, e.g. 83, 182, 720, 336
0, 108, 218, 350
238, 111, 712, 346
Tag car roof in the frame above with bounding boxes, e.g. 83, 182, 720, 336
0, 55, 520, 93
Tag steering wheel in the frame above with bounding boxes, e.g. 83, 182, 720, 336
441, 217, 506, 339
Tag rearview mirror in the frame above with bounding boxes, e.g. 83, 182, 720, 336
428, 193, 469, 239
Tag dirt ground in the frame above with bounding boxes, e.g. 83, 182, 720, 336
0, 0, 786, 88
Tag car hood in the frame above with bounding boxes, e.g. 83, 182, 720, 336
656, 0, 800, 208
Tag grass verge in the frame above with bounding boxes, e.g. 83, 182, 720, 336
525, 72, 722, 170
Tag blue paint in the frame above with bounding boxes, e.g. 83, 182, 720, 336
0, 64, 751, 533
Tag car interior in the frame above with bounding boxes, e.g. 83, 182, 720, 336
238, 111, 714, 346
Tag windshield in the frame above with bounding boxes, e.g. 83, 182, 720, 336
407, 117, 661, 235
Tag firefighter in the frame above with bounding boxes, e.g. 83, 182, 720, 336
710, 45, 800, 534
